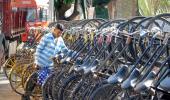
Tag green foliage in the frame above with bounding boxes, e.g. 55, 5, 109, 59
95, 5, 109, 19
54, 0, 61, 9
92, 0, 110, 19
93, 0, 111, 6
54, 0, 75, 9
138, 0, 170, 16
80, 0, 87, 19
54, 0, 87, 19
53, 0, 111, 19
63, 0, 75, 4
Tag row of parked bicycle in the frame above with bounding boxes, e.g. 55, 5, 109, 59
4, 13, 170, 100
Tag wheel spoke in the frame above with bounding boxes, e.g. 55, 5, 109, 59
9, 59, 16, 65
15, 82, 22, 89
6, 63, 14, 68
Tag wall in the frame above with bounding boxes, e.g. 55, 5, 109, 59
0, 2, 2, 33
2, 0, 11, 38
107, 0, 137, 19
116, 0, 137, 19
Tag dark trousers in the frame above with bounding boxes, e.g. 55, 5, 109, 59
22, 72, 38, 100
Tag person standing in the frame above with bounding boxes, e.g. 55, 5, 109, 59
22, 23, 68, 100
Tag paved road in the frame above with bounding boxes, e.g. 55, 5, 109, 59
0, 72, 20, 100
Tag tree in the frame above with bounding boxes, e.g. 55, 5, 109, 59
53, 0, 113, 20
54, 0, 87, 21
93, 0, 111, 19
138, 0, 170, 16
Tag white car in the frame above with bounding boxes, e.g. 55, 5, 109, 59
0, 33, 7, 71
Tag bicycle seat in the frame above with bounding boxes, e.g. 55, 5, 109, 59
57, 50, 72, 60
56, 53, 65, 60
63, 48, 69, 53
107, 65, 129, 84
74, 57, 83, 66
75, 56, 96, 71
55, 48, 69, 59
68, 58, 83, 74
121, 68, 140, 90
68, 51, 77, 59
84, 59, 99, 74
71, 51, 77, 58
60, 51, 77, 64
159, 74, 170, 92
66, 50, 74, 58
74, 59, 91, 72
134, 71, 156, 92
72, 51, 80, 59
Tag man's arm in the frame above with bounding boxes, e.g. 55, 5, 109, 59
59, 37, 68, 52
34, 35, 48, 64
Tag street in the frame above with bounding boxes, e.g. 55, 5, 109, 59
0, 72, 20, 100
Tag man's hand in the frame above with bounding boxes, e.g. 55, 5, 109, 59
34, 64, 40, 70
50, 56, 56, 61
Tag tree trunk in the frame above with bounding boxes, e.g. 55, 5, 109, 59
54, 0, 81, 21
58, 3, 72, 20
64, 0, 80, 21
108, 0, 117, 19
115, 0, 137, 19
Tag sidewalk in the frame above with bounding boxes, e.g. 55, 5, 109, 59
0, 72, 20, 100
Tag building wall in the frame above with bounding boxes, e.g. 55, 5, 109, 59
2, 1, 11, 37
116, 0, 137, 19
107, 0, 137, 19
0, 2, 3, 33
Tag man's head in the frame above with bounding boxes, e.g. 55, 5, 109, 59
53, 23, 64, 38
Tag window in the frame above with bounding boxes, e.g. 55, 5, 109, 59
38, 8, 47, 22
26, 9, 36, 22
26, 8, 47, 22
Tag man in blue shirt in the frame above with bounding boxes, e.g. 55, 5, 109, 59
23, 23, 68, 100
35, 23, 68, 69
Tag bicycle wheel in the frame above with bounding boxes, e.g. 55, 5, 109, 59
9, 63, 27, 95
51, 64, 74, 99
113, 90, 148, 100
51, 69, 69, 100
24, 72, 42, 99
89, 84, 120, 100
22, 63, 37, 89
42, 73, 55, 100
58, 73, 82, 100
3, 56, 16, 79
